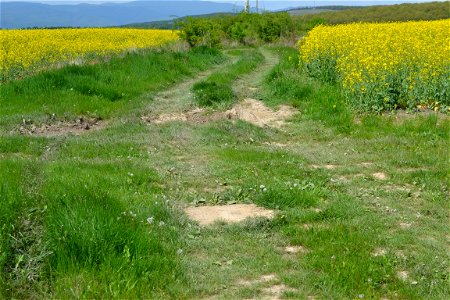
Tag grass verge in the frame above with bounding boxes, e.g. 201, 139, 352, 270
0, 46, 225, 131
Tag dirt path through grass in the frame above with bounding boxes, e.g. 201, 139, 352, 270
141, 48, 293, 192
232, 48, 279, 100
142, 48, 309, 299
142, 53, 239, 119
143, 47, 287, 193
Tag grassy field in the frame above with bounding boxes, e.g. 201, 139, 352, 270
1, 43, 448, 299
0, 47, 227, 298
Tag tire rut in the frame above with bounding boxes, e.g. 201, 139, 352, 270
233, 48, 279, 100
142, 48, 282, 125
145, 55, 239, 117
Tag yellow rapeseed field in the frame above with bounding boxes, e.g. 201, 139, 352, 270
299, 20, 450, 111
0, 28, 179, 79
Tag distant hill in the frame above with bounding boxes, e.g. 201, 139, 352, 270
286, 6, 361, 16
122, 13, 236, 29
297, 1, 450, 24
0, 1, 242, 29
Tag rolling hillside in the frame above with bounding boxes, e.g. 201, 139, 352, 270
297, 1, 450, 23
0, 1, 242, 29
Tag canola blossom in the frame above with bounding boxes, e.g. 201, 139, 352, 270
299, 20, 450, 111
0, 28, 179, 80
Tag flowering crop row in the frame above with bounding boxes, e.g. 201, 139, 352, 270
0, 28, 179, 80
299, 20, 450, 111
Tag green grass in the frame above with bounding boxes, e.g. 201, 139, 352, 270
0, 46, 225, 132
43, 160, 184, 298
257, 46, 449, 299
263, 47, 354, 133
1, 45, 449, 299
192, 49, 264, 107
0, 47, 226, 299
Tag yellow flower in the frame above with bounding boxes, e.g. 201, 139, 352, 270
298, 19, 450, 106
0, 28, 179, 76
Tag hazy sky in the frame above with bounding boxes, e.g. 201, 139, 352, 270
1, 0, 446, 2
1, 0, 446, 8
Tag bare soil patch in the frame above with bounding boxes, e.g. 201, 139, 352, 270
399, 222, 412, 229
284, 245, 308, 254
143, 98, 296, 128
142, 108, 214, 124
238, 274, 296, 299
311, 164, 337, 170
371, 247, 387, 257
226, 98, 296, 128
372, 172, 388, 180
184, 203, 274, 226
18, 117, 103, 136
239, 274, 277, 286
263, 284, 296, 299
397, 270, 409, 281
331, 173, 365, 184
